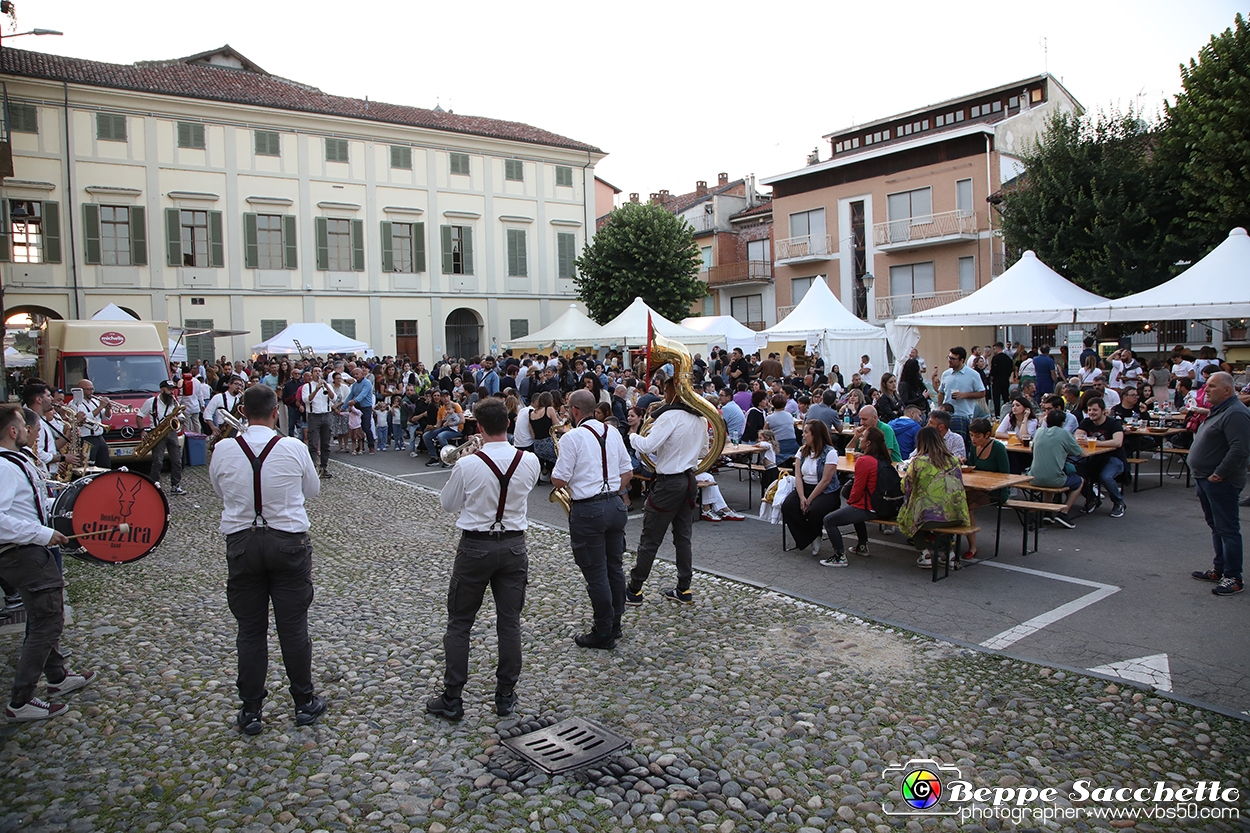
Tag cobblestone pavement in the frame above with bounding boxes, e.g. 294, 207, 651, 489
2, 463, 1247, 833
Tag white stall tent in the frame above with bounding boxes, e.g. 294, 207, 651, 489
1076, 228, 1250, 323
596, 297, 723, 349
505, 304, 603, 350
756, 278, 887, 379
252, 322, 370, 355
4, 346, 36, 367
91, 303, 186, 361
680, 315, 759, 354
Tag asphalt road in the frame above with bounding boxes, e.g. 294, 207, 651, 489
331, 439, 1249, 717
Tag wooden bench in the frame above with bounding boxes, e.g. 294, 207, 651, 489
1124, 457, 1159, 493
1159, 447, 1192, 486
783, 518, 981, 582
1001, 499, 1067, 556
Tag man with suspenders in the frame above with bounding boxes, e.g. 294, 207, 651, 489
551, 389, 634, 650
209, 385, 326, 735
300, 367, 335, 478
137, 380, 186, 495
427, 398, 539, 720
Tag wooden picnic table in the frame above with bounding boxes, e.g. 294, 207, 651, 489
1001, 438, 1112, 458
835, 457, 1034, 493
1122, 425, 1191, 491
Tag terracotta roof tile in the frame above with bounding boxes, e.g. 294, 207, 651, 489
730, 199, 772, 220
0, 47, 603, 154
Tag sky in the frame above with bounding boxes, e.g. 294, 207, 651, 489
5, 0, 1244, 204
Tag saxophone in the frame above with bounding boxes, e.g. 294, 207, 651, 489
53, 405, 84, 482
134, 402, 185, 457
637, 322, 727, 474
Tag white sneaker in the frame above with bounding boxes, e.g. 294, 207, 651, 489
719, 509, 746, 521
47, 669, 97, 696
811, 539, 821, 556
6, 696, 68, 721
916, 551, 933, 568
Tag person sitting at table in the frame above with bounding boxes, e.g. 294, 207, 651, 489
1075, 398, 1127, 518
898, 427, 971, 570
838, 389, 865, 425
852, 404, 902, 463
780, 420, 841, 556
1028, 407, 1085, 527
697, 471, 746, 522
742, 390, 768, 443
920, 409, 967, 463
875, 373, 902, 423
889, 405, 924, 459
805, 389, 843, 435
964, 417, 1011, 558
754, 428, 780, 493
898, 358, 931, 417
718, 388, 746, 443
1001, 379, 1036, 419
818, 426, 892, 567
995, 396, 1038, 444
1091, 377, 1121, 410
765, 394, 800, 465
1041, 394, 1079, 434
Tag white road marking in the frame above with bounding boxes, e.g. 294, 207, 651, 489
1088, 654, 1172, 691
977, 563, 1120, 650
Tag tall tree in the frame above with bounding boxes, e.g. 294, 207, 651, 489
574, 202, 705, 324
1159, 13, 1250, 254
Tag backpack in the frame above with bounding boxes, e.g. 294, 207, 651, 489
870, 459, 904, 520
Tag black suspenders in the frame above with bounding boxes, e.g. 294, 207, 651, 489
234, 436, 282, 527
472, 449, 525, 531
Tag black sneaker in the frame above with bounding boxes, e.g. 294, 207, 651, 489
1192, 569, 1222, 582
624, 588, 643, 606
1052, 514, 1076, 529
1212, 577, 1244, 596
237, 707, 263, 735
663, 588, 693, 605
170, 486, 187, 496
425, 693, 464, 720
425, 459, 441, 467
295, 694, 328, 727
574, 630, 616, 650
1109, 502, 1125, 519
495, 690, 518, 717
1080, 498, 1102, 515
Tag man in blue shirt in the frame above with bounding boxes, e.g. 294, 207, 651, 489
888, 406, 924, 458
938, 346, 986, 420
477, 358, 500, 397
346, 368, 377, 454
718, 389, 745, 442
1032, 345, 1061, 397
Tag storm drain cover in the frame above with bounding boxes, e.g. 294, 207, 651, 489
501, 717, 631, 775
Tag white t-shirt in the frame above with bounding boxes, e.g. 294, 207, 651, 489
1107, 359, 1124, 389
1173, 360, 1195, 381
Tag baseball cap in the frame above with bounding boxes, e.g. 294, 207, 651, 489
160, 379, 177, 389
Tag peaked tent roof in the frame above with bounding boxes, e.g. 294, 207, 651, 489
1076, 228, 1250, 323
894, 250, 1108, 327
252, 322, 369, 355
680, 315, 759, 353
597, 297, 723, 346
506, 304, 603, 349
759, 277, 885, 340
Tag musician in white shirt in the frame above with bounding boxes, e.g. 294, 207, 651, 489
72, 379, 111, 468
137, 381, 186, 495
426, 398, 539, 721
300, 367, 336, 477
203, 376, 244, 436
551, 389, 633, 650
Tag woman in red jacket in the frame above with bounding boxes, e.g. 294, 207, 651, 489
818, 426, 891, 567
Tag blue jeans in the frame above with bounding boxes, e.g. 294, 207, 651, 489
424, 427, 460, 457
358, 406, 375, 450
1196, 478, 1243, 580
375, 423, 389, 449
1080, 455, 1125, 504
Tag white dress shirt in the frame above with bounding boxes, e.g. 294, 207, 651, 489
0, 450, 53, 547
203, 392, 240, 427
209, 425, 320, 534
37, 420, 58, 468
138, 395, 183, 431
75, 397, 105, 437
440, 440, 540, 532
628, 408, 707, 475
301, 381, 334, 414
552, 419, 632, 500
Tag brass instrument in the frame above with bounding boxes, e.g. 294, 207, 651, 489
133, 403, 185, 457
548, 426, 572, 514
207, 407, 243, 452
637, 320, 727, 474
52, 405, 87, 482
440, 433, 485, 466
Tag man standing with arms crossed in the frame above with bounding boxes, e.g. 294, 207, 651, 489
551, 389, 633, 649
1189, 372, 1249, 596
210, 385, 327, 735
301, 367, 335, 479
624, 378, 709, 606
426, 399, 540, 720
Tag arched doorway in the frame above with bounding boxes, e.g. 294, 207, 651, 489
5, 305, 63, 329
445, 308, 481, 359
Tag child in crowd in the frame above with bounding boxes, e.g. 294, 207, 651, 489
373, 403, 389, 451
347, 403, 364, 455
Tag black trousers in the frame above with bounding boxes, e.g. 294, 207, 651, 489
629, 471, 697, 593
0, 545, 65, 705
782, 487, 842, 549
990, 380, 1012, 415
307, 413, 332, 471
82, 435, 110, 468
225, 527, 316, 708
569, 496, 629, 636
442, 533, 528, 698
149, 432, 182, 488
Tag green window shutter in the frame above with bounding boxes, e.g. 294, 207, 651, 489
461, 226, 474, 275
0, 201, 10, 262
82, 203, 101, 264
130, 205, 147, 266
558, 232, 577, 279
412, 222, 426, 272
165, 208, 182, 267
440, 225, 453, 274
556, 165, 573, 187
351, 218, 365, 271
209, 210, 224, 268
507, 229, 527, 277
42, 201, 61, 264
243, 212, 259, 269
283, 215, 298, 269
505, 159, 523, 181
315, 217, 329, 270
177, 122, 191, 148
331, 319, 357, 339
380, 221, 393, 272
390, 146, 411, 169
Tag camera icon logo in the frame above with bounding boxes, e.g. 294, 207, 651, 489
882, 758, 963, 816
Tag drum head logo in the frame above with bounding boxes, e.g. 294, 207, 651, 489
55, 471, 169, 565
100, 331, 126, 346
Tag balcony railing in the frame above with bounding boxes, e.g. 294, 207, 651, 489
873, 210, 977, 250
775, 234, 834, 262
704, 260, 772, 287
686, 212, 718, 233
776, 304, 796, 320
875, 288, 973, 320
739, 320, 768, 332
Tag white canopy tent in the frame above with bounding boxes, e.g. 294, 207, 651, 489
894, 250, 1109, 328
1076, 228, 1250, 323
4, 346, 36, 367
91, 303, 187, 361
506, 304, 603, 350
680, 315, 759, 354
596, 297, 723, 349
756, 278, 887, 379
252, 322, 369, 356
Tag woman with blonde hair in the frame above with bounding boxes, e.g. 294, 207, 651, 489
898, 426, 970, 569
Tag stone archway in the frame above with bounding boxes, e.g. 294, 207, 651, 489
445, 308, 481, 360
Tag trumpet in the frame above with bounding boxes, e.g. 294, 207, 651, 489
440, 433, 484, 466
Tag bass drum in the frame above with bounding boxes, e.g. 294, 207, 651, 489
51, 470, 171, 565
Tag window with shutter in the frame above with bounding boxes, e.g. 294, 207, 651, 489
283, 215, 298, 269
506, 228, 527, 277
7, 200, 44, 263
555, 165, 573, 188
449, 153, 470, 176
260, 320, 288, 342
8, 103, 37, 134
330, 319, 356, 339
179, 209, 210, 267
510, 319, 529, 340
557, 232, 577, 279
326, 138, 349, 163
504, 159, 523, 181
324, 218, 352, 271
177, 122, 205, 149
441, 225, 473, 275
390, 146, 412, 169
254, 214, 284, 269
97, 113, 126, 142
183, 318, 214, 364
98, 205, 133, 266
255, 130, 280, 157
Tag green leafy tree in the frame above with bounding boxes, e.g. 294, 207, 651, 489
574, 202, 705, 324
997, 109, 1185, 297
1159, 13, 1250, 254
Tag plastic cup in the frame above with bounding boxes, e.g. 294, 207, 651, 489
1087, 438, 1097, 450
845, 450, 855, 464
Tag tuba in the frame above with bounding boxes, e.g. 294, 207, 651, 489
637, 319, 727, 474
134, 403, 185, 458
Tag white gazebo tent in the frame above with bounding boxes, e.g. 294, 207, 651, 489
4, 346, 36, 367
680, 315, 759, 355
505, 304, 603, 350
1076, 227, 1250, 323
91, 303, 187, 361
252, 322, 369, 355
596, 297, 723, 350
757, 277, 887, 379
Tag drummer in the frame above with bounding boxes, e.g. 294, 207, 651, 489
0, 404, 96, 721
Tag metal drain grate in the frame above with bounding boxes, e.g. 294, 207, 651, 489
502, 717, 631, 775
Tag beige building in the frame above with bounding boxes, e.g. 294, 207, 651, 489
0, 46, 604, 365
761, 74, 1081, 367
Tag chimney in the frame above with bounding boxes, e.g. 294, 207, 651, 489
717, 172, 729, 186
650, 192, 662, 204
629, 192, 639, 204
1021, 87, 1031, 111
695, 180, 708, 197
660, 189, 670, 198
807, 148, 821, 166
